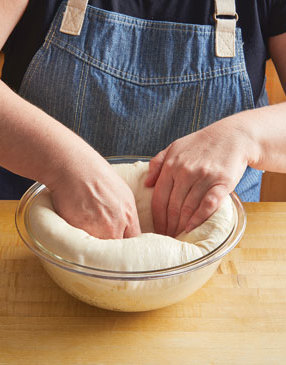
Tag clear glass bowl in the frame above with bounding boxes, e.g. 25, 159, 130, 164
15, 156, 246, 312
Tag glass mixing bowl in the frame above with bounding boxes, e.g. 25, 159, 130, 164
15, 156, 246, 312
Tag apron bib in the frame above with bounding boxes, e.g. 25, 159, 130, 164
2, 0, 267, 200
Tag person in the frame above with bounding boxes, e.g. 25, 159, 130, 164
0, 0, 285, 239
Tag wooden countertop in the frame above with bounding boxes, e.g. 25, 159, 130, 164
1, 201, 286, 364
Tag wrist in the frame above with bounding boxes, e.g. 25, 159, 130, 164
218, 111, 262, 168
37, 133, 103, 189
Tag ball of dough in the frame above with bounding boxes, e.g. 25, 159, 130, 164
29, 161, 235, 271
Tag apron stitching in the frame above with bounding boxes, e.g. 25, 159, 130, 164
73, 63, 86, 132
51, 36, 242, 80
244, 71, 255, 110
241, 73, 249, 109
45, 8, 65, 50
77, 64, 89, 135
50, 37, 243, 84
190, 84, 200, 133
85, 16, 213, 33
196, 80, 206, 130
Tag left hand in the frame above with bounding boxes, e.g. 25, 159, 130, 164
145, 119, 252, 237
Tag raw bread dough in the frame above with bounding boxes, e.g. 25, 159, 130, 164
29, 161, 235, 271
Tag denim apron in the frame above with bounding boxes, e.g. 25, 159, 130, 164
1, 0, 267, 200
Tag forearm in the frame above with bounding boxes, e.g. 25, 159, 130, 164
0, 81, 141, 238
0, 80, 101, 186
218, 102, 286, 173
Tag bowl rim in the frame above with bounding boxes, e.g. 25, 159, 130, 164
15, 156, 246, 281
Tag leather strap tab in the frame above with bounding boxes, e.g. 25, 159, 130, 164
214, 0, 238, 58
215, 0, 236, 16
60, 0, 88, 36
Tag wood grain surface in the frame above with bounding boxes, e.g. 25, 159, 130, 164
1, 201, 286, 364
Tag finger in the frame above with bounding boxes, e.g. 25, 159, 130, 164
174, 177, 212, 235
166, 175, 196, 237
152, 167, 174, 235
185, 185, 228, 232
145, 147, 170, 187
124, 214, 142, 238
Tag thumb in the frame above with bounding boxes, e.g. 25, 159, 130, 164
145, 147, 169, 187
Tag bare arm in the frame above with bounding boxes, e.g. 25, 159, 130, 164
0, 0, 28, 50
247, 32, 286, 172
0, 1, 141, 238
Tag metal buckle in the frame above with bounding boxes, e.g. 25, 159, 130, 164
213, 12, 239, 22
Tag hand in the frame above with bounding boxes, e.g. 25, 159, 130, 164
46, 151, 141, 239
145, 120, 252, 237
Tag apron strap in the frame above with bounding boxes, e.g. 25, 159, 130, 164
60, 0, 88, 35
214, 0, 238, 57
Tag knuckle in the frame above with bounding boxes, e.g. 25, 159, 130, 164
202, 194, 218, 212
198, 166, 210, 178
164, 158, 174, 171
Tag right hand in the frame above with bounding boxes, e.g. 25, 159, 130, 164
46, 152, 141, 239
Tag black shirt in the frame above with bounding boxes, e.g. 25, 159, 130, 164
2, 0, 286, 103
